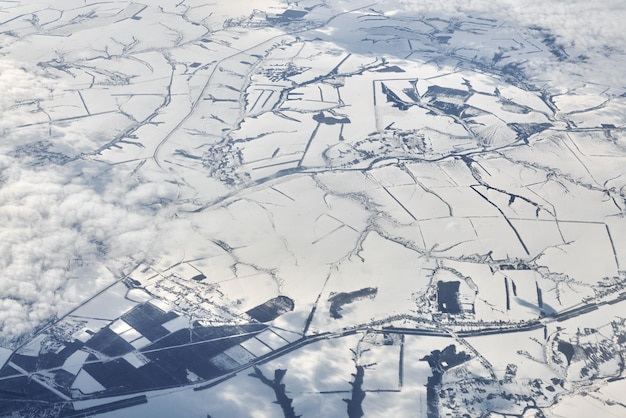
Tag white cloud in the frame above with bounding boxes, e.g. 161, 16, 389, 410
0, 60, 52, 131
396, 0, 626, 44
0, 61, 49, 109
395, 0, 626, 81
0, 60, 177, 343
0, 156, 171, 343
0, 52, 186, 344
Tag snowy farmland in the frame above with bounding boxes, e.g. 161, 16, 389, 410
1, 0, 626, 417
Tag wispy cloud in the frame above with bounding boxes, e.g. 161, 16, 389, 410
0, 154, 175, 342
396, 0, 626, 46
395, 0, 626, 84
0, 60, 52, 131
0, 60, 177, 344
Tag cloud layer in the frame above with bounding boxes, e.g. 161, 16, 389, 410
397, 0, 626, 47
0, 60, 178, 344
396, 0, 626, 84
0, 155, 177, 342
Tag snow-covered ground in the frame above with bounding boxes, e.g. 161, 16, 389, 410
1, 0, 626, 416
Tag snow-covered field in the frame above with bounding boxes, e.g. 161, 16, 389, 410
1, 0, 626, 416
